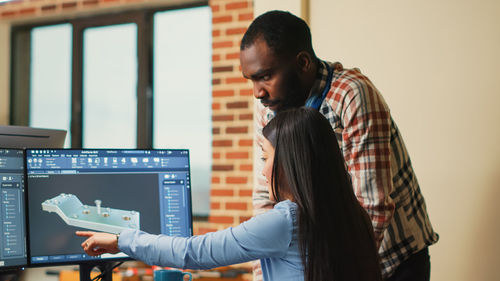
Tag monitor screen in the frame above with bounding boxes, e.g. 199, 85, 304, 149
0, 126, 66, 149
25, 149, 192, 266
0, 149, 27, 270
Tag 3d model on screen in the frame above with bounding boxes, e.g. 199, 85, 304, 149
41, 193, 140, 234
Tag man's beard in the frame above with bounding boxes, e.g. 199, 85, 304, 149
276, 68, 308, 112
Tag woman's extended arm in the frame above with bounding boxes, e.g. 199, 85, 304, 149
77, 201, 295, 269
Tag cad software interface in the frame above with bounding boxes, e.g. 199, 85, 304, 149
26, 149, 192, 265
0, 149, 27, 269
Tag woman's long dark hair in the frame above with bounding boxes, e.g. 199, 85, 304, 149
263, 107, 382, 281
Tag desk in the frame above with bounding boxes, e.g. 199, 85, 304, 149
57, 269, 251, 281
59, 270, 122, 281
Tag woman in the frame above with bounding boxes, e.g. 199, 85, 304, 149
77, 107, 382, 281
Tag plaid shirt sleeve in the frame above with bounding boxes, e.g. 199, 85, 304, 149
333, 70, 396, 245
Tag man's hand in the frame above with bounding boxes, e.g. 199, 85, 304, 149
76, 231, 119, 256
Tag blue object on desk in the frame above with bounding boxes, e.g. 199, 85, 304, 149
154, 269, 192, 281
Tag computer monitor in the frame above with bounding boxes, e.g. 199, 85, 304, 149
0, 149, 27, 271
0, 126, 67, 149
25, 149, 193, 280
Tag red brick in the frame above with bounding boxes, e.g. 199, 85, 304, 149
213, 152, 221, 159
226, 127, 248, 134
209, 216, 234, 224
226, 52, 240, 60
238, 139, 253, 147
212, 29, 221, 37
213, 90, 234, 97
226, 77, 248, 84
212, 127, 220, 135
212, 54, 221, 62
239, 113, 253, 120
213, 114, 234, 122
212, 103, 221, 110
226, 1, 248, 10
212, 15, 232, 24
226, 176, 247, 184
211, 189, 234, 196
197, 227, 217, 235
213, 140, 232, 147
240, 164, 253, 171
211, 4, 220, 13
212, 164, 234, 171
239, 216, 252, 223
1, 10, 16, 17
226, 27, 247, 36
62, 2, 77, 9
226, 152, 249, 159
83, 0, 98, 5
226, 101, 248, 109
240, 89, 253, 96
20, 8, 36, 15
226, 202, 248, 210
238, 12, 253, 21
211, 202, 221, 210
239, 189, 253, 197
213, 41, 233, 49
213, 65, 233, 72
212, 78, 221, 85
41, 5, 57, 11
211, 176, 220, 184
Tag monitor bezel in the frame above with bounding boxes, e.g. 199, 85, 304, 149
24, 148, 193, 268
0, 148, 28, 272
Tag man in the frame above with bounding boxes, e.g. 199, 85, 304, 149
240, 11, 438, 281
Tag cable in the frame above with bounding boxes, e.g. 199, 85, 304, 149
91, 262, 124, 281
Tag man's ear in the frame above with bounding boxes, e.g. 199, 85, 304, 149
295, 51, 313, 73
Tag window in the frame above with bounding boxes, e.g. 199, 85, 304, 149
10, 3, 212, 216
83, 24, 138, 148
153, 7, 211, 216
29, 24, 72, 148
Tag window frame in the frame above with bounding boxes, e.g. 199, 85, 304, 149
10, 0, 208, 149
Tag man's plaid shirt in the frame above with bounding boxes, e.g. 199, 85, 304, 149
253, 60, 439, 278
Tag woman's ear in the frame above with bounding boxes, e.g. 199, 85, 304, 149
295, 51, 313, 73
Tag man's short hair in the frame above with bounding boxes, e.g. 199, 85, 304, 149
241, 10, 316, 59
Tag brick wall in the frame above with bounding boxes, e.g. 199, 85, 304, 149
0, 0, 142, 19
0, 0, 194, 20
0, 0, 255, 238
204, 0, 254, 234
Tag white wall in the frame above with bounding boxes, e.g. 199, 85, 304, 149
0, 22, 10, 125
253, 0, 303, 19
309, 0, 500, 280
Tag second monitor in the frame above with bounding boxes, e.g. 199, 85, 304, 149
0, 149, 27, 271
25, 149, 193, 266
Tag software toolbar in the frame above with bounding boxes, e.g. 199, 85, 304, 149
26, 150, 189, 172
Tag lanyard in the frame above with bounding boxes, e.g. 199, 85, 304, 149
305, 62, 334, 110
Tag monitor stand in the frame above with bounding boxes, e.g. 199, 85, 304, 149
79, 262, 113, 281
